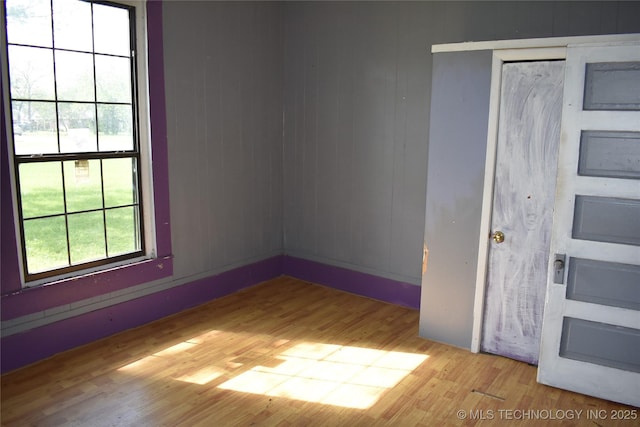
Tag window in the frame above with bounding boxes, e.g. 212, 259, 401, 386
3, 0, 148, 282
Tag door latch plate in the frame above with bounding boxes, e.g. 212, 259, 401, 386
553, 254, 566, 284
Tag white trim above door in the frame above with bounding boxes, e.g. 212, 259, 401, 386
431, 34, 640, 53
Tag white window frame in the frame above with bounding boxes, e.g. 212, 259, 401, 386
1, 0, 157, 287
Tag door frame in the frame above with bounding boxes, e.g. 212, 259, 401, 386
477, 58, 566, 363
471, 47, 565, 353
433, 34, 640, 354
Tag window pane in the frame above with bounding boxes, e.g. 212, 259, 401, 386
95, 55, 131, 103
8, 0, 143, 280
58, 102, 97, 152
93, 4, 130, 56
12, 101, 58, 155
55, 51, 95, 101
106, 206, 140, 256
23, 216, 68, 274
8, 46, 55, 100
6, 0, 53, 48
52, 0, 92, 52
68, 211, 106, 264
64, 159, 103, 213
19, 162, 64, 218
98, 104, 133, 151
103, 158, 136, 207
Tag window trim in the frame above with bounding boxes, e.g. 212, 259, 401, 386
0, 0, 172, 295
5, 0, 150, 284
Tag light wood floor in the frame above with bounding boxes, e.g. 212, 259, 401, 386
1, 276, 637, 426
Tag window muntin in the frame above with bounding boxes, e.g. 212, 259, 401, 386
4, 0, 144, 281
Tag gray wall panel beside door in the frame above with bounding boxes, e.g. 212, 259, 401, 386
420, 50, 492, 349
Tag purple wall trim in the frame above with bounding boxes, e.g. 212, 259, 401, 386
1, 257, 173, 321
282, 256, 421, 310
1, 78, 21, 295
1, 255, 283, 373
1, 0, 174, 318
146, 0, 172, 257
1, 253, 419, 373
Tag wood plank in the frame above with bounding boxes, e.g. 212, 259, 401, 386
1, 277, 636, 426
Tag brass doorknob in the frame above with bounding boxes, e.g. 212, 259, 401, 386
491, 230, 505, 244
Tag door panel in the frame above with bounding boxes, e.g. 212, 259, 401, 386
481, 61, 564, 364
566, 258, 640, 310
583, 61, 640, 110
538, 43, 640, 407
572, 195, 640, 245
578, 130, 640, 179
560, 317, 640, 373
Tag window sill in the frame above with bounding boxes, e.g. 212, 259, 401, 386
1, 254, 173, 321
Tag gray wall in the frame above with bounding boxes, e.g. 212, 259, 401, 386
280, 1, 640, 348
163, 1, 283, 282
161, 0, 640, 346
283, 2, 431, 284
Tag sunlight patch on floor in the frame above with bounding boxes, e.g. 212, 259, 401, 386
117, 331, 224, 374
176, 366, 225, 385
218, 342, 428, 409
153, 341, 198, 357
117, 333, 428, 409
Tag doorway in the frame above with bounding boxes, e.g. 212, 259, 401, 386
480, 60, 565, 364
422, 34, 640, 407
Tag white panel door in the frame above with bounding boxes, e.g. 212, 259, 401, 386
481, 61, 564, 364
538, 43, 640, 407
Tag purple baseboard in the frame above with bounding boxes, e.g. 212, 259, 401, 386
0, 256, 282, 373
283, 255, 420, 310
1, 255, 419, 374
